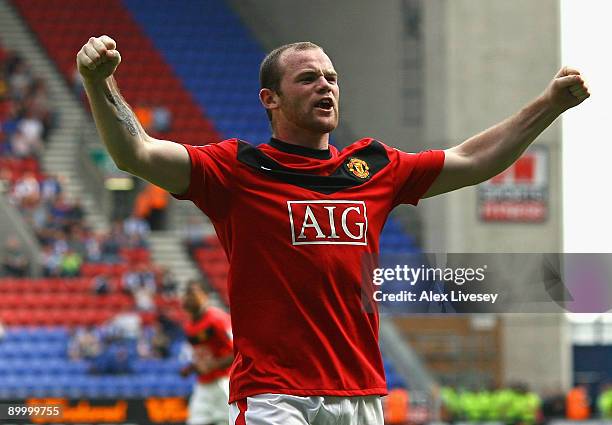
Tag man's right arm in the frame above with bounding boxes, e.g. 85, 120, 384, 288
77, 35, 191, 195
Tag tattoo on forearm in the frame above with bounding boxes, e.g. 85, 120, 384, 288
104, 90, 139, 137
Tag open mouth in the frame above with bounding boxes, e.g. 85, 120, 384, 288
314, 98, 334, 111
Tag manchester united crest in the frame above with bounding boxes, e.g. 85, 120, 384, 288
346, 157, 370, 179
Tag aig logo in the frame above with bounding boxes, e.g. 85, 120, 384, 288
287, 200, 368, 246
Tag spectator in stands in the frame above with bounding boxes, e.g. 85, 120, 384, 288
59, 248, 82, 277
10, 170, 39, 209
121, 262, 156, 293
85, 231, 104, 262
67, 224, 87, 258
123, 214, 150, 247
69, 326, 102, 361
66, 197, 85, 227
1, 235, 29, 277
91, 273, 111, 295
91, 331, 135, 375
51, 229, 68, 256
49, 193, 73, 231
87, 311, 140, 374
25, 77, 54, 138
136, 330, 152, 358
97, 222, 125, 263
152, 105, 171, 133
134, 103, 153, 132
138, 321, 171, 359
109, 307, 142, 340
30, 197, 50, 233
133, 280, 155, 311
79, 310, 140, 375
121, 262, 156, 310
158, 266, 179, 298
10, 125, 42, 158
19, 104, 45, 138
4, 51, 22, 78
157, 310, 184, 348
6, 53, 32, 100
150, 322, 171, 358
41, 243, 61, 277
2, 51, 54, 162
134, 103, 171, 134
133, 183, 169, 231
32, 210, 58, 245
39, 173, 62, 203
0, 104, 19, 144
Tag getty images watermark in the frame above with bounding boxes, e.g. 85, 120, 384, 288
360, 253, 612, 314
372, 263, 497, 304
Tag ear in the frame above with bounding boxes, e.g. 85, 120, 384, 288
259, 88, 280, 113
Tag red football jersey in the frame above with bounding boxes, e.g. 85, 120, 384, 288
174, 138, 444, 403
183, 306, 233, 383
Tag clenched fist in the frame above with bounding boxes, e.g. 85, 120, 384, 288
76, 35, 121, 82
545, 66, 590, 113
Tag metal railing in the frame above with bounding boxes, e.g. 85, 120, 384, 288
0, 194, 42, 277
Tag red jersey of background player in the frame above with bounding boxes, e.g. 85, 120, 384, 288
183, 305, 233, 383
174, 137, 444, 403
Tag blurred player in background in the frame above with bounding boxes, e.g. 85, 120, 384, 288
77, 35, 589, 424
181, 279, 233, 425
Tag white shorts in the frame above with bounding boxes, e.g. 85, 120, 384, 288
187, 377, 230, 425
229, 394, 384, 425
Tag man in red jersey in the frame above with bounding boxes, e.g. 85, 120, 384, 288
181, 279, 233, 425
77, 35, 589, 424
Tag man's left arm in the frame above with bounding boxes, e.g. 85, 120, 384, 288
424, 67, 590, 198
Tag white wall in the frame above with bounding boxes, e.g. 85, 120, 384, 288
561, 0, 612, 254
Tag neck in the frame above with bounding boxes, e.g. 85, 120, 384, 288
272, 122, 330, 150
189, 304, 207, 320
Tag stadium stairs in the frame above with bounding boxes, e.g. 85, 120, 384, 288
0, 0, 108, 233
0, 189, 41, 276
9, 0, 208, 284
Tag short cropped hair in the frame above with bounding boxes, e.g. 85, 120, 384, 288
259, 42, 323, 122
186, 279, 207, 293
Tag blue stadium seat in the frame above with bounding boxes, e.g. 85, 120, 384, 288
123, 0, 268, 143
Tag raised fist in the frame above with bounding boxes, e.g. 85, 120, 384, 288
76, 35, 121, 82
545, 66, 590, 112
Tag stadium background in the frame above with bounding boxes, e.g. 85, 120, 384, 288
0, 0, 610, 423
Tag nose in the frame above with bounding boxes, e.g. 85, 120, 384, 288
315, 75, 333, 93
